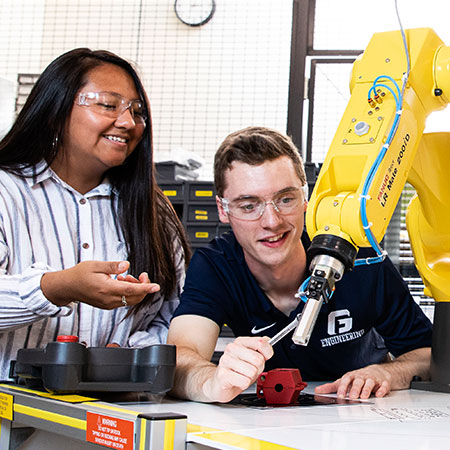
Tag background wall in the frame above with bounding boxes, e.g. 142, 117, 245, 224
308, 0, 450, 162
0, 0, 293, 180
2, 0, 450, 178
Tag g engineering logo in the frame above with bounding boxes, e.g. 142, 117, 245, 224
320, 309, 365, 348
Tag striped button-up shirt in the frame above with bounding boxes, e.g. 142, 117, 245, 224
0, 162, 185, 379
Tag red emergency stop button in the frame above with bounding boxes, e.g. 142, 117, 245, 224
57, 335, 79, 342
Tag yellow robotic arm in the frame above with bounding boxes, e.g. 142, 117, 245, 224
407, 132, 450, 389
292, 28, 450, 383
306, 28, 448, 248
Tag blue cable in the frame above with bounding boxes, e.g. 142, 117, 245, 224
357, 74, 403, 265
297, 276, 336, 303
298, 277, 310, 302
357, 3, 411, 267
372, 75, 402, 100
369, 83, 400, 108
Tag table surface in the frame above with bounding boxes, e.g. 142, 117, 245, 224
126, 383, 450, 450
3, 382, 450, 450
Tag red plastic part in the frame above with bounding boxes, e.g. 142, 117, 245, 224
257, 368, 307, 405
56, 335, 79, 343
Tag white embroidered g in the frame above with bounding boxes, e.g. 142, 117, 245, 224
328, 309, 352, 335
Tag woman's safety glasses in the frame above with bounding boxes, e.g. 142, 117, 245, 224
77, 91, 147, 124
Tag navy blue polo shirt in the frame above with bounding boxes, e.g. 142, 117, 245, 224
173, 231, 432, 381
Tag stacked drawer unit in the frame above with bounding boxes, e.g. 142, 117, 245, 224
185, 181, 229, 249
158, 180, 185, 224
158, 180, 231, 249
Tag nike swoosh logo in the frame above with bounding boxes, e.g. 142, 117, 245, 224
251, 322, 277, 334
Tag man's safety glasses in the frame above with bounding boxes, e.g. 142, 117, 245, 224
220, 187, 306, 221
76, 91, 147, 124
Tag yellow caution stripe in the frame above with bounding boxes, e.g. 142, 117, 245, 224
14, 403, 86, 430
187, 423, 218, 433
163, 419, 175, 450
139, 418, 147, 450
84, 401, 140, 417
188, 423, 297, 450
0, 384, 97, 403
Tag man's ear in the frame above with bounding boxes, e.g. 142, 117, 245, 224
216, 195, 230, 223
303, 199, 308, 213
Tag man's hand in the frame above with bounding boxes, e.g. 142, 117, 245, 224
314, 364, 393, 399
168, 315, 274, 404
203, 336, 273, 403
314, 348, 431, 399
41, 260, 160, 309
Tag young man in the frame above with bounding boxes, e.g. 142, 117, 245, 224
167, 126, 432, 403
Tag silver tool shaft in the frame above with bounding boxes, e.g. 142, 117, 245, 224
268, 314, 301, 346
291, 297, 323, 346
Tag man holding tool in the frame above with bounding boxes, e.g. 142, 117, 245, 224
167, 126, 431, 403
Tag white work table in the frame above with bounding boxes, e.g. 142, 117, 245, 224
139, 383, 450, 450
1, 382, 450, 449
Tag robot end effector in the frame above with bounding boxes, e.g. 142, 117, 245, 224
291, 236, 356, 346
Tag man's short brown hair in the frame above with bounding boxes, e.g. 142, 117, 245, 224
214, 126, 307, 197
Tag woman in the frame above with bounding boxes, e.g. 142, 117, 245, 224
0, 48, 190, 379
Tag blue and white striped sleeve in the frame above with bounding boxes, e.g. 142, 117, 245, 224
0, 253, 73, 332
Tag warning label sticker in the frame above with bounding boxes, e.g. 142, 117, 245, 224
86, 412, 134, 450
0, 392, 13, 421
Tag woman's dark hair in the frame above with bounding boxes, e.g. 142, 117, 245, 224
0, 48, 190, 311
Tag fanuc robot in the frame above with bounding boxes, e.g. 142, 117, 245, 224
293, 28, 450, 392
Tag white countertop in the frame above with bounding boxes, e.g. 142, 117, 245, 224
125, 383, 450, 450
